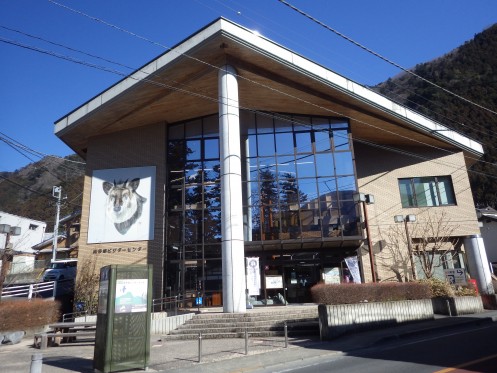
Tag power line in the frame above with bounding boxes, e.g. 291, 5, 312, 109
4, 6, 495, 189
276, 0, 497, 117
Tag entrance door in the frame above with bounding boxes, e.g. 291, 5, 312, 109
284, 264, 321, 303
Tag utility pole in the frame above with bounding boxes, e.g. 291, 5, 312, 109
52, 186, 62, 263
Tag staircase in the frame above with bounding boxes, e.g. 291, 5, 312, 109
163, 305, 319, 340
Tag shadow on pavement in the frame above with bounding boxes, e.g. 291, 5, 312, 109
42, 356, 93, 373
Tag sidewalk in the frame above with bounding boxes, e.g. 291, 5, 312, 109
1, 310, 496, 373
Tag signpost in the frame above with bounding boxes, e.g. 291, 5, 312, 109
444, 268, 467, 285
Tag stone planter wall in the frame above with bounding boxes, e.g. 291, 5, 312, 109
432, 296, 484, 316
318, 299, 434, 340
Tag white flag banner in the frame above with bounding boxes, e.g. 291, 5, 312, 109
246, 257, 261, 295
345, 256, 361, 283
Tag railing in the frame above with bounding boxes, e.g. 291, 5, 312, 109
152, 295, 184, 314
62, 310, 90, 322
1, 281, 56, 299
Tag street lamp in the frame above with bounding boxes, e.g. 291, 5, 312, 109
353, 193, 376, 282
394, 214, 417, 280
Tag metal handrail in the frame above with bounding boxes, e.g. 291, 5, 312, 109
62, 310, 90, 322
152, 295, 184, 314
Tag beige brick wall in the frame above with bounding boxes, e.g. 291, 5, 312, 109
355, 143, 480, 282
78, 123, 166, 298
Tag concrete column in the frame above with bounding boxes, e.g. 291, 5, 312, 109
219, 65, 246, 313
464, 235, 495, 295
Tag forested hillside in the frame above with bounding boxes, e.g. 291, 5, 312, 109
375, 24, 497, 207
0, 155, 84, 231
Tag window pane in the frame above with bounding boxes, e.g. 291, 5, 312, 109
337, 176, 356, 195
315, 129, 331, 152
296, 154, 315, 178
186, 140, 201, 160
203, 115, 218, 136
169, 124, 184, 140
315, 153, 334, 177
334, 130, 350, 150
298, 178, 318, 205
275, 132, 294, 155
295, 132, 312, 153
438, 176, 456, 205
274, 116, 293, 132
415, 177, 438, 207
204, 138, 219, 159
185, 119, 202, 138
277, 155, 296, 177
258, 134, 275, 156
256, 113, 273, 133
293, 115, 311, 132
399, 179, 414, 207
335, 151, 354, 175
203, 160, 220, 182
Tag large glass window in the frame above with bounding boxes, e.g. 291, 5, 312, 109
241, 112, 358, 241
399, 176, 456, 207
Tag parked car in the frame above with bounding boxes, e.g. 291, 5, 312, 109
42, 259, 78, 281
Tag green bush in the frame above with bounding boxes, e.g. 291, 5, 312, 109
310, 282, 431, 305
0, 298, 60, 332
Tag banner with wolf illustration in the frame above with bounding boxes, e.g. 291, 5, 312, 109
88, 166, 156, 243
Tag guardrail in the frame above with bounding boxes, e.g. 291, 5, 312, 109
1, 281, 56, 299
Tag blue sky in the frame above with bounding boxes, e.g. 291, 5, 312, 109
1, 0, 496, 173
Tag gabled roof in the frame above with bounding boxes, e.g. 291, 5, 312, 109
55, 17, 483, 160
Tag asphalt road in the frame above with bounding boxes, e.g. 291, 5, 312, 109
253, 323, 497, 373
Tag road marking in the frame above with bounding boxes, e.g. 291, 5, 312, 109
433, 353, 497, 373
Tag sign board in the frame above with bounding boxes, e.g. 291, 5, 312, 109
323, 267, 340, 284
265, 275, 283, 289
444, 268, 467, 285
246, 257, 261, 295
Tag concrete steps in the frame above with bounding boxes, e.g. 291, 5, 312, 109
162, 305, 319, 340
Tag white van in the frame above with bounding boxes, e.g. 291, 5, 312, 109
42, 259, 78, 281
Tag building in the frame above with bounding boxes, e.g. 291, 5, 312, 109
54, 18, 488, 312
0, 211, 46, 253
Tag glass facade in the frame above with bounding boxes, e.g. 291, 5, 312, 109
165, 112, 360, 305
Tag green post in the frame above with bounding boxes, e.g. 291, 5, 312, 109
93, 264, 152, 373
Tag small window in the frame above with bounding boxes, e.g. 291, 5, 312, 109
29, 224, 38, 230
399, 176, 456, 208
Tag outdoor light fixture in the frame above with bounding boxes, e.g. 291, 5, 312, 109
353, 192, 376, 282
394, 214, 417, 280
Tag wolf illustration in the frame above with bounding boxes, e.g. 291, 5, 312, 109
102, 178, 147, 235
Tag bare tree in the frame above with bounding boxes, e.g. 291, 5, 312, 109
410, 211, 459, 279
73, 256, 100, 314
378, 211, 459, 281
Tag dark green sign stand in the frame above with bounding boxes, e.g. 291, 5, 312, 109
93, 264, 152, 373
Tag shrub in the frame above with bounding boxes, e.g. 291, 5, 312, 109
310, 282, 431, 305
0, 298, 60, 332
418, 278, 455, 298
454, 285, 477, 297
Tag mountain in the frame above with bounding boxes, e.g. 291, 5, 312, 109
374, 24, 497, 207
0, 155, 85, 231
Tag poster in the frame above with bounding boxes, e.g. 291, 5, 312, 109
323, 267, 340, 284
115, 278, 148, 313
88, 166, 156, 243
246, 257, 261, 295
265, 275, 283, 289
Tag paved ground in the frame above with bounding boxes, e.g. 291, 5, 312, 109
1, 309, 497, 373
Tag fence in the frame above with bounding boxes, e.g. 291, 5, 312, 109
1, 281, 56, 299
